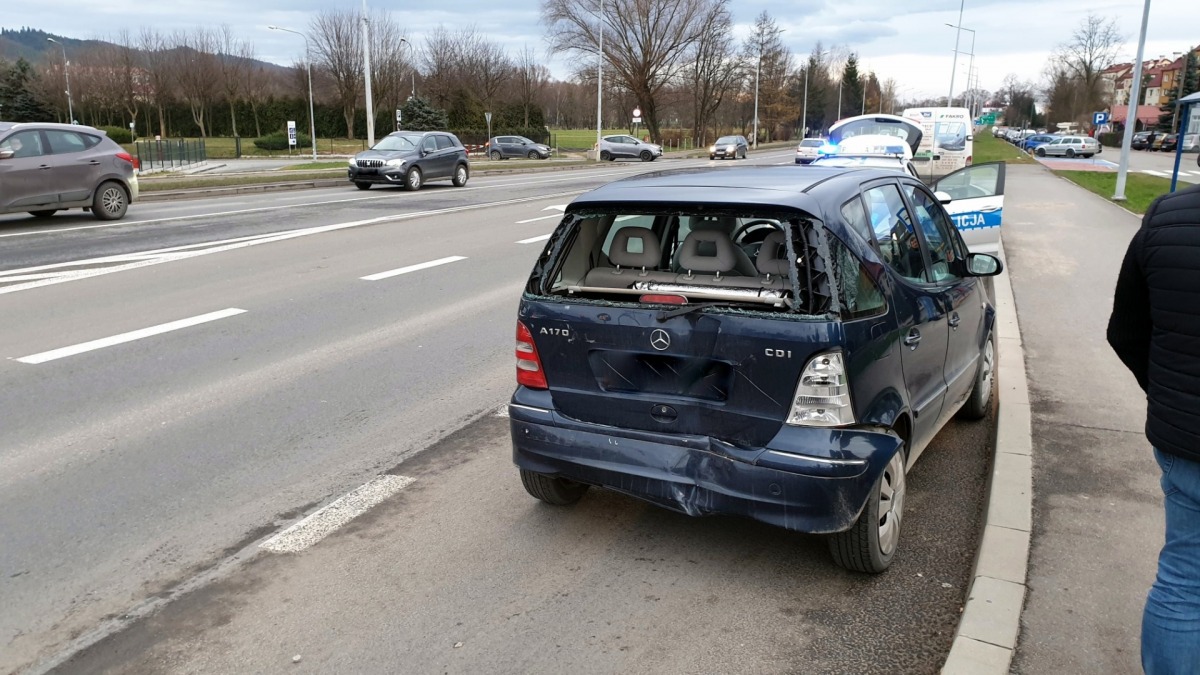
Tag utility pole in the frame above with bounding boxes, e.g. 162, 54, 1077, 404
46, 38, 73, 124
1115, 0, 1152, 202
752, 44, 761, 149
595, 0, 603, 162
948, 0, 965, 105
362, 0, 375, 147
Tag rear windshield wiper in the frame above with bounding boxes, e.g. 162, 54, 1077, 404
656, 302, 743, 322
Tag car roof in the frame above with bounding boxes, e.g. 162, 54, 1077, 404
0, 121, 105, 134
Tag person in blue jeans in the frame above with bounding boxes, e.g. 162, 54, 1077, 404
1108, 182, 1200, 674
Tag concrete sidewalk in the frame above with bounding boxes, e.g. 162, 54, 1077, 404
1002, 164, 1161, 673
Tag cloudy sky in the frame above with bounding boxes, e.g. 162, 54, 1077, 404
5, 0, 1195, 100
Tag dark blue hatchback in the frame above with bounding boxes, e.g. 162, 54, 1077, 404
509, 165, 1003, 572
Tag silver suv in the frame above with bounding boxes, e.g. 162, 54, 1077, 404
0, 122, 139, 220
597, 135, 662, 162
1035, 135, 1101, 158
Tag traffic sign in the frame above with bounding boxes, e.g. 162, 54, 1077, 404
1093, 111, 1109, 126
287, 120, 297, 147
396, 109, 402, 122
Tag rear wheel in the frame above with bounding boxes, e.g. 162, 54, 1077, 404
354, 181, 371, 190
640, 150, 653, 162
404, 166, 423, 191
828, 446, 906, 573
600, 150, 612, 161
519, 470, 589, 506
452, 163, 469, 187
958, 332, 995, 420
29, 210, 58, 218
1066, 148, 1076, 158
490, 150, 502, 161
91, 181, 129, 221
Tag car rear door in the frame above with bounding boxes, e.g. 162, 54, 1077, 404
0, 130, 57, 211
934, 162, 1006, 254
43, 129, 99, 203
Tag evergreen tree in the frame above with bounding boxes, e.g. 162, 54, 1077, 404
1159, 53, 1198, 132
840, 54, 864, 121
399, 96, 449, 131
0, 58, 53, 122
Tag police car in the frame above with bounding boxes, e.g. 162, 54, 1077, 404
805, 114, 1007, 254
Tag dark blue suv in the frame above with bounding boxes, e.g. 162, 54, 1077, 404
509, 165, 1004, 572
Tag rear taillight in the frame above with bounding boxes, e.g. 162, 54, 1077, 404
966, 155, 973, 166
116, 152, 140, 170
786, 351, 855, 427
515, 321, 548, 389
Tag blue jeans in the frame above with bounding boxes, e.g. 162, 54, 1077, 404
1143, 448, 1200, 674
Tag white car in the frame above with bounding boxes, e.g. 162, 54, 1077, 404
806, 115, 924, 179
597, 135, 662, 162
795, 138, 824, 164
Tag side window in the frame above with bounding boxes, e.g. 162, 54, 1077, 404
903, 184, 961, 282
422, 136, 437, 153
864, 184, 927, 283
80, 134, 102, 149
1, 130, 47, 158
840, 195, 872, 242
435, 135, 454, 150
44, 130, 88, 155
831, 236, 886, 320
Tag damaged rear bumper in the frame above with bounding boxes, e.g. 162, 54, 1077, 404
509, 399, 903, 534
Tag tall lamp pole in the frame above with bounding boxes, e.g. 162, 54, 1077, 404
595, 0, 603, 162
946, 24, 976, 108
802, 50, 829, 139
1114, 0, 1152, 202
269, 26, 318, 161
400, 38, 414, 99
362, 0, 375, 147
46, 38, 74, 124
947, 0, 966, 105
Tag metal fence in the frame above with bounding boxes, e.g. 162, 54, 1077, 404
135, 139, 207, 171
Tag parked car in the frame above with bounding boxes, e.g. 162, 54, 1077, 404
1131, 131, 1157, 150
1020, 134, 1056, 153
488, 135, 551, 160
1151, 134, 1168, 151
597, 135, 662, 162
348, 130, 470, 191
0, 121, 139, 221
709, 135, 749, 160
807, 115, 925, 179
1182, 134, 1200, 153
509, 163, 1007, 573
1160, 133, 1179, 153
1035, 135, 1101, 158
795, 138, 824, 164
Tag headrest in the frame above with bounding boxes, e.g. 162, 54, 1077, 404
609, 227, 661, 268
687, 216, 737, 233
756, 231, 789, 276
678, 230, 737, 274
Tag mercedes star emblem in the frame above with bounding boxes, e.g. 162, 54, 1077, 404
650, 329, 671, 351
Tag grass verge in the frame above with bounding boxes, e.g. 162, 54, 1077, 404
1055, 170, 1173, 215
973, 132, 1035, 164
139, 172, 345, 193
284, 161, 350, 171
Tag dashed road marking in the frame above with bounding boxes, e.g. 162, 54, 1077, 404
361, 255, 467, 281
15, 308, 247, 364
260, 475, 416, 553
516, 234, 552, 244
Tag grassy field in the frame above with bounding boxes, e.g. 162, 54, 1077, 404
973, 131, 1035, 164
1055, 171, 1174, 215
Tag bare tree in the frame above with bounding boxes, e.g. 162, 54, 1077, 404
458, 29, 513, 114
114, 30, 142, 133
243, 62, 274, 137
516, 46, 550, 128
368, 11, 410, 134
310, 8, 363, 138
684, 4, 740, 144
217, 25, 251, 138
170, 28, 221, 136
543, 0, 723, 142
421, 26, 459, 109
1056, 14, 1123, 119
139, 28, 174, 137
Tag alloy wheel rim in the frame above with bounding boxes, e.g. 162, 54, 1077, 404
456, 167, 466, 183
980, 338, 995, 405
409, 171, 420, 189
102, 188, 124, 214
877, 451, 906, 556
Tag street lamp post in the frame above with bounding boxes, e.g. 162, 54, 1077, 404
946, 24, 976, 108
400, 38, 414, 99
46, 38, 73, 124
947, 0, 966, 105
801, 50, 829, 139
596, 0, 603, 162
269, 26, 318, 161
1114, 0, 1153, 202
362, 0, 376, 148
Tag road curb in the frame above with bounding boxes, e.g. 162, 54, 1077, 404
942, 239, 1033, 675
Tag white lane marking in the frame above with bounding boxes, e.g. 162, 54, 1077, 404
516, 234, 552, 244
260, 475, 415, 553
516, 214, 560, 224
362, 255, 467, 281
1142, 170, 1171, 177
0, 191, 583, 296
0, 167, 650, 240
15, 308, 246, 364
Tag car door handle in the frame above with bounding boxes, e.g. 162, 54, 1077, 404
948, 313, 961, 329
904, 329, 922, 348
38, 165, 53, 170
88, 160, 101, 166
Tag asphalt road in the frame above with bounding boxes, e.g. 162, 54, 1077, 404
0, 150, 995, 674
1032, 147, 1200, 184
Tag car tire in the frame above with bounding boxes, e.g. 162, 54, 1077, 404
640, 150, 653, 162
527, 150, 540, 160
1084, 153, 1094, 158
91, 181, 129, 221
827, 446, 906, 574
29, 210, 58, 218
490, 150, 502, 161
519, 469, 589, 506
710, 155, 716, 160
354, 181, 371, 190
958, 332, 995, 421
404, 166, 423, 191
1036, 147, 1046, 157
600, 150, 612, 161
452, 163, 469, 187
1066, 148, 1076, 158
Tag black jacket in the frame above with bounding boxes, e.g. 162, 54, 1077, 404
1108, 184, 1200, 463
